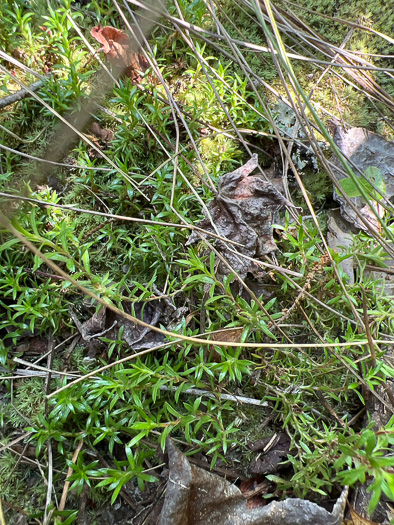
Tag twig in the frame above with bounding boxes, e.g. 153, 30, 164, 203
43, 439, 54, 525
159, 385, 268, 407
3, 218, 393, 403
365, 264, 394, 275
12, 357, 80, 378
0, 369, 79, 380
0, 432, 32, 454
0, 499, 28, 517
63, 334, 81, 364
58, 439, 84, 516
0, 192, 245, 249
43, 338, 55, 525
314, 390, 346, 428
26, 268, 66, 281
0, 498, 5, 525
0, 79, 44, 109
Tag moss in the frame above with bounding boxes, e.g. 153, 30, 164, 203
0, 450, 46, 518
6, 377, 47, 427
212, 0, 392, 134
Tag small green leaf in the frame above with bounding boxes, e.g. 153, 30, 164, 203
365, 166, 385, 194
82, 250, 90, 273
339, 178, 361, 198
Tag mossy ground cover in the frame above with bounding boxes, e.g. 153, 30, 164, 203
0, 0, 393, 523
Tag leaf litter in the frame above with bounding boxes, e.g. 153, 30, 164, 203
331, 125, 394, 232
157, 438, 348, 525
247, 432, 293, 476
77, 300, 165, 354
328, 125, 394, 289
2, 0, 394, 522
187, 154, 294, 280
90, 25, 149, 82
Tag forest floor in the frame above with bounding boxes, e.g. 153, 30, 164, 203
0, 0, 394, 523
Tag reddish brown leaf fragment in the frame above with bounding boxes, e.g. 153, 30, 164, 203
90, 25, 149, 82
90, 25, 130, 66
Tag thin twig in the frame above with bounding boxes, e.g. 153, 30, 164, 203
0, 498, 5, 525
43, 439, 54, 525
314, 390, 346, 428
58, 439, 84, 516
159, 385, 268, 407
12, 357, 80, 378
0, 432, 32, 454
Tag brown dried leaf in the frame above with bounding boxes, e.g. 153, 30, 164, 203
210, 328, 243, 344
349, 506, 380, 525
209, 328, 243, 362
187, 154, 293, 279
159, 438, 348, 525
248, 432, 292, 476
90, 25, 149, 81
77, 301, 165, 353
91, 122, 114, 144
90, 25, 130, 66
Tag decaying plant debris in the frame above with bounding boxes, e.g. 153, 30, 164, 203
90, 25, 149, 82
1, 0, 394, 523
187, 154, 293, 279
328, 125, 394, 289
74, 300, 165, 352
158, 439, 349, 525
332, 126, 394, 233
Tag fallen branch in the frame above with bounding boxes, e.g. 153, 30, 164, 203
0, 79, 44, 109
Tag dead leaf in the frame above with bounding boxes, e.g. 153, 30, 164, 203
78, 301, 164, 353
91, 121, 114, 144
187, 154, 293, 280
209, 328, 243, 361
248, 432, 292, 475
359, 201, 384, 233
159, 438, 348, 525
332, 126, 394, 234
349, 506, 380, 525
210, 328, 243, 345
240, 478, 270, 502
90, 25, 149, 82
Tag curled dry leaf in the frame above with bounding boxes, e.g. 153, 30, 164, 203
78, 301, 164, 353
159, 438, 349, 525
91, 121, 114, 144
209, 328, 243, 361
90, 25, 149, 81
187, 154, 293, 280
